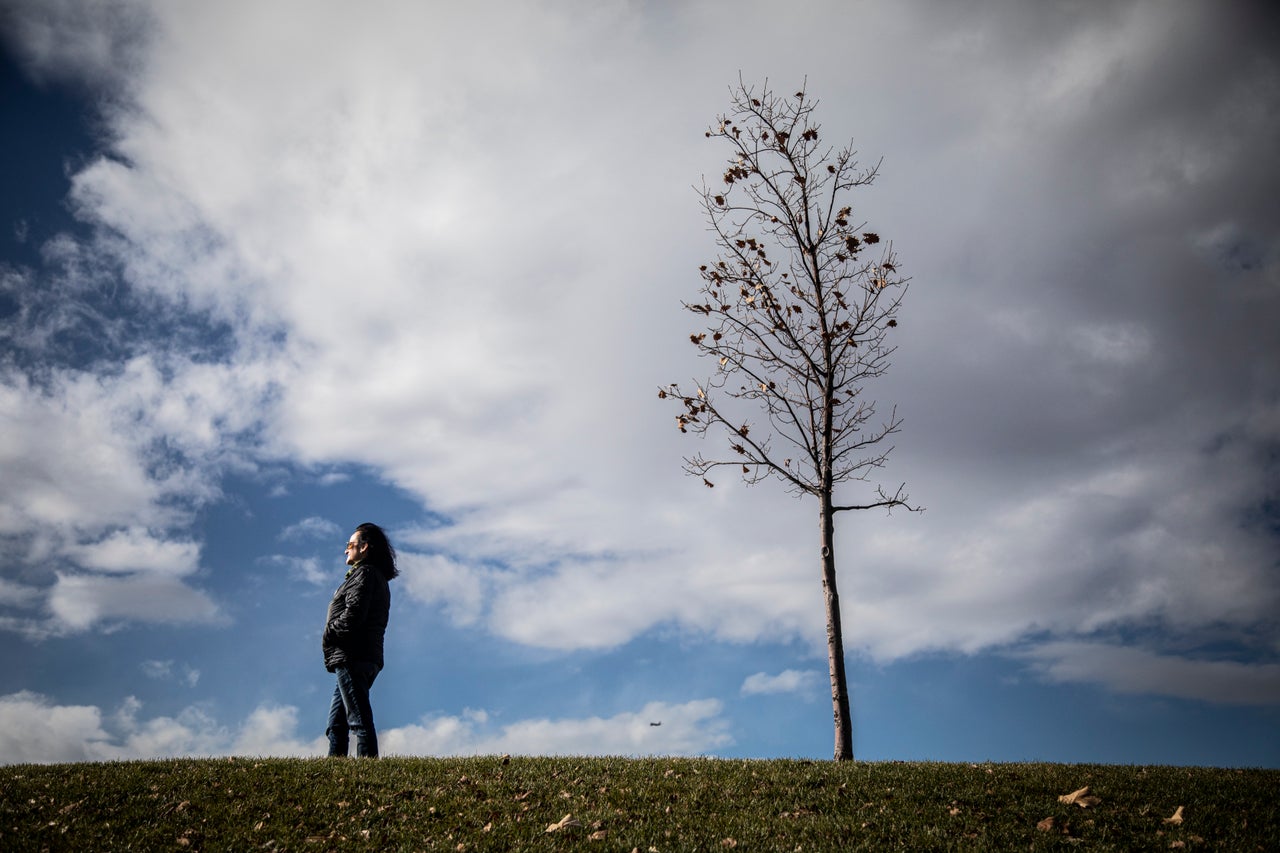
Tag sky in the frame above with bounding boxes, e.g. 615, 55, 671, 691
0, 0, 1277, 767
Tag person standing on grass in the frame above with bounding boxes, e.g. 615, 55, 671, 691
323, 522, 397, 757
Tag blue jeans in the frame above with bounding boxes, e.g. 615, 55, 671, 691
326, 662, 380, 757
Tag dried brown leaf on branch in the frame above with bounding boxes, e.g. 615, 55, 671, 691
668, 78, 919, 761
1058, 786, 1102, 808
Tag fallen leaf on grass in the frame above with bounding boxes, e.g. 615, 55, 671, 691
546, 814, 581, 833
1037, 816, 1075, 837
1058, 786, 1102, 808
1164, 806, 1185, 825
589, 830, 607, 841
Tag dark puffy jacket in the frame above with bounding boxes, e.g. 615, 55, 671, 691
322, 563, 390, 672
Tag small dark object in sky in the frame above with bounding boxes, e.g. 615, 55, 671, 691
649, 722, 662, 726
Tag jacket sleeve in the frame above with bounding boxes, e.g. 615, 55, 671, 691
325, 569, 374, 643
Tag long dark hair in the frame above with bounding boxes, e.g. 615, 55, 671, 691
355, 522, 398, 580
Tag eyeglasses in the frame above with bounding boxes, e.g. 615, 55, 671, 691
345, 540, 362, 551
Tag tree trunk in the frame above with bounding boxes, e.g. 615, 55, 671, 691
820, 493, 854, 760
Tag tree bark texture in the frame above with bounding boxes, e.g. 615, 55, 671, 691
821, 495, 854, 760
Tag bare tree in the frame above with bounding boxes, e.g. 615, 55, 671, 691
662, 79, 920, 761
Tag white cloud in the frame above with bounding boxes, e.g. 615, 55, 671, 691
838, 426, 1280, 661
398, 552, 488, 627
48, 573, 222, 633
0, 692, 325, 764
0, 367, 178, 537
140, 660, 200, 687
0, 0, 150, 91
1021, 642, 1280, 707
741, 670, 824, 697
0, 0, 1275, 703
0, 578, 42, 608
0, 691, 116, 764
230, 706, 324, 758
260, 520, 348, 586
68, 527, 200, 574
140, 660, 171, 679
381, 700, 733, 758
278, 516, 341, 543
108, 697, 234, 759
470, 537, 819, 652
0, 693, 730, 764
0, 355, 269, 635
259, 554, 329, 586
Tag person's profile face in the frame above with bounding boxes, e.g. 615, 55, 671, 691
344, 533, 366, 566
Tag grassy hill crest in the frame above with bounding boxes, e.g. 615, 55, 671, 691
2, 756, 1275, 850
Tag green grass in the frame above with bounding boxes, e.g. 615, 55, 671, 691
1, 756, 1275, 851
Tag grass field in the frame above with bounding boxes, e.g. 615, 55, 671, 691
1, 756, 1275, 851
